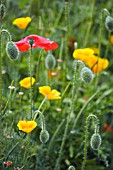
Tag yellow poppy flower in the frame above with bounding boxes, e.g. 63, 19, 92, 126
73, 48, 94, 62
19, 77, 35, 89
39, 86, 61, 100
73, 48, 109, 73
17, 120, 37, 133
13, 17, 31, 29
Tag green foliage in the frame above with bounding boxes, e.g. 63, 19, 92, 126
0, 0, 113, 170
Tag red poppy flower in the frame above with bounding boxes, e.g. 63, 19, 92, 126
103, 124, 113, 133
14, 35, 58, 52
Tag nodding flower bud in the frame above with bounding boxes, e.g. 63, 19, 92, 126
6, 41, 19, 60
90, 133, 102, 150
39, 130, 49, 143
68, 166, 76, 170
80, 67, 94, 83
105, 16, 113, 32
45, 53, 56, 70
74, 60, 85, 72
0, 4, 6, 20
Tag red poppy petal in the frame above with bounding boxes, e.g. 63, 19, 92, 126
14, 39, 30, 52
25, 35, 58, 50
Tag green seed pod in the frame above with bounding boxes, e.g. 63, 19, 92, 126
0, 4, 6, 20
74, 59, 85, 72
45, 53, 56, 70
68, 165, 76, 170
6, 41, 19, 60
81, 67, 94, 83
90, 133, 102, 150
105, 16, 113, 32
40, 130, 49, 143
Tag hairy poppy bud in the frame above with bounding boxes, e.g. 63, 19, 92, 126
45, 53, 56, 70
0, 4, 6, 20
68, 166, 76, 170
39, 130, 49, 143
81, 67, 94, 83
90, 133, 102, 150
105, 16, 113, 32
6, 41, 19, 60
74, 60, 85, 72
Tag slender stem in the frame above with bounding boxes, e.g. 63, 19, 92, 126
29, 46, 33, 118
54, 61, 77, 170
81, 114, 100, 170
65, 0, 69, 58
83, 0, 95, 47
47, 119, 65, 156
61, 81, 71, 99
6, 142, 19, 160
54, 116, 69, 170
81, 118, 89, 170
35, 49, 43, 82
1, 29, 12, 41
33, 97, 46, 120
0, 80, 14, 118
105, 32, 111, 58
0, 30, 2, 108
23, 133, 30, 170
72, 90, 99, 130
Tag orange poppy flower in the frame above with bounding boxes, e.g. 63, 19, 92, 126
17, 120, 37, 133
19, 77, 35, 89
39, 86, 61, 100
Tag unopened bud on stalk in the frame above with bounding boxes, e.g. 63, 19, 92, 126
0, 4, 6, 20
45, 53, 56, 70
74, 60, 85, 72
39, 130, 49, 143
105, 16, 113, 32
68, 165, 76, 170
6, 41, 19, 60
90, 133, 102, 150
81, 67, 94, 83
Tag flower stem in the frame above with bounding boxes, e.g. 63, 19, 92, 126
54, 62, 77, 170
81, 114, 100, 170
0, 80, 14, 118
23, 133, 30, 170
0, 30, 2, 109
105, 32, 111, 58
65, 0, 69, 58
83, 0, 95, 47
47, 119, 65, 156
29, 46, 33, 118
72, 90, 99, 130
33, 97, 46, 120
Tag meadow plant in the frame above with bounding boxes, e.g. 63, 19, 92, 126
0, 1, 113, 170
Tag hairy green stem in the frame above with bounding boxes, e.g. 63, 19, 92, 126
29, 46, 33, 118
54, 61, 77, 170
81, 114, 100, 170
0, 30, 2, 108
